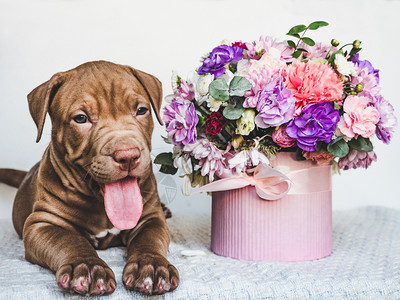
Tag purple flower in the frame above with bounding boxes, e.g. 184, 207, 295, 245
255, 74, 296, 128
338, 149, 377, 170
374, 95, 397, 144
352, 54, 380, 84
163, 98, 198, 145
176, 79, 195, 101
286, 102, 340, 151
198, 45, 244, 78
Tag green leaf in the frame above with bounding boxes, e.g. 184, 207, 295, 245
196, 114, 205, 133
209, 78, 229, 101
159, 164, 178, 175
228, 62, 237, 74
302, 37, 315, 46
327, 137, 349, 158
334, 101, 340, 110
287, 40, 297, 48
308, 21, 329, 30
287, 24, 307, 35
297, 48, 309, 53
349, 47, 362, 59
349, 137, 373, 152
292, 50, 303, 59
315, 142, 324, 152
223, 97, 245, 120
295, 148, 306, 161
154, 152, 174, 166
229, 76, 252, 97
287, 33, 300, 39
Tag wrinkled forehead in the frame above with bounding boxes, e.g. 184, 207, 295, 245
51, 65, 150, 118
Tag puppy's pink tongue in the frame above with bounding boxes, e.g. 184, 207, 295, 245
104, 177, 143, 230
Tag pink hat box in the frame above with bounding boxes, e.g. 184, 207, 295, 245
211, 151, 332, 262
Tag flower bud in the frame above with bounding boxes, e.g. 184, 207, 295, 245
232, 135, 244, 149
355, 83, 364, 93
353, 40, 361, 49
331, 39, 340, 47
349, 91, 358, 95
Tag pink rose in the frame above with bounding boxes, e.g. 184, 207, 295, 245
337, 95, 380, 138
272, 125, 296, 148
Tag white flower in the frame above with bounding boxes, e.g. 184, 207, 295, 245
208, 96, 224, 112
235, 59, 250, 76
189, 72, 214, 104
219, 69, 234, 86
181, 174, 192, 196
236, 109, 255, 136
334, 54, 357, 77
228, 148, 269, 174
181, 155, 191, 175
220, 39, 231, 46
171, 70, 180, 93
255, 42, 264, 55
197, 73, 213, 96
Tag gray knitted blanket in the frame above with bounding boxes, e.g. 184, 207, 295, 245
0, 206, 399, 299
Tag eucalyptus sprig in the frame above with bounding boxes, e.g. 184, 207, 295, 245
286, 21, 329, 58
208, 76, 252, 120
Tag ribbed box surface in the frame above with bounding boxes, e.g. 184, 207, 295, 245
211, 152, 332, 261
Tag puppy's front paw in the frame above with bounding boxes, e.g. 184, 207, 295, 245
123, 254, 179, 295
56, 259, 116, 296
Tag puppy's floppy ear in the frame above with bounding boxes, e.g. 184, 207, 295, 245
128, 67, 164, 125
27, 72, 66, 143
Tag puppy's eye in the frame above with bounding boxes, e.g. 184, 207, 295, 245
136, 107, 148, 116
73, 114, 88, 124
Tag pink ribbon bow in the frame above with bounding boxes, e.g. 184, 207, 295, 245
193, 164, 292, 200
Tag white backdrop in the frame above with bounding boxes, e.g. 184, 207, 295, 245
1, 0, 399, 220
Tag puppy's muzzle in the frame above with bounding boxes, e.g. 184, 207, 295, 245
112, 147, 141, 172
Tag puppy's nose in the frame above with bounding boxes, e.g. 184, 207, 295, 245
112, 148, 141, 171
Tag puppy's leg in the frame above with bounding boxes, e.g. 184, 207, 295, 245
23, 215, 116, 295
122, 216, 179, 295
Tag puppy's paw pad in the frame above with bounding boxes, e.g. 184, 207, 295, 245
123, 255, 179, 295
58, 273, 70, 290
71, 276, 89, 294
154, 277, 170, 294
171, 276, 179, 290
136, 277, 153, 294
56, 261, 115, 296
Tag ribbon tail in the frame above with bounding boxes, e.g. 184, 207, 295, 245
192, 177, 252, 194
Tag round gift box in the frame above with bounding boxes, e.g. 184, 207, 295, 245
211, 152, 332, 262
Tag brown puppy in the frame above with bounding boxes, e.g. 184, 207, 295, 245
0, 61, 179, 295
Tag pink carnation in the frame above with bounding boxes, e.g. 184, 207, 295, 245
244, 68, 276, 108
299, 42, 336, 60
337, 95, 380, 139
351, 66, 381, 103
283, 61, 343, 115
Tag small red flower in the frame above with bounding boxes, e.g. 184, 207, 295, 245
205, 111, 228, 135
232, 41, 248, 50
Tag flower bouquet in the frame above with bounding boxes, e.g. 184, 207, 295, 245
155, 21, 397, 261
